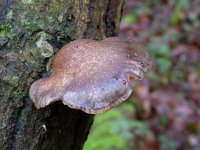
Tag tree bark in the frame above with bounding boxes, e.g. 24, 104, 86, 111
0, 0, 124, 149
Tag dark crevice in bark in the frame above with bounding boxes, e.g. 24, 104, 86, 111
83, 0, 95, 39
105, 0, 125, 37
31, 102, 94, 150
104, 0, 112, 34
72, 113, 94, 150
11, 96, 29, 150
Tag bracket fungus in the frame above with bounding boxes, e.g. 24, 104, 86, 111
29, 37, 152, 114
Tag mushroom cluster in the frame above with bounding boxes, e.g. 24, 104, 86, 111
29, 37, 152, 114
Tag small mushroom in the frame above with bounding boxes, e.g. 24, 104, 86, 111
29, 37, 152, 114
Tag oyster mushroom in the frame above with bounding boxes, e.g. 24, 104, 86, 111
29, 37, 152, 114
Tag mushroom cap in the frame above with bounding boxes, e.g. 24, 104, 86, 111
29, 37, 152, 114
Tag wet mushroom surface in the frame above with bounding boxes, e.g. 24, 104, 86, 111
29, 37, 152, 114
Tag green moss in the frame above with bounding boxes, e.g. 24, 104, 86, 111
11, 0, 75, 38
29, 0, 66, 15
22, 0, 33, 5
48, 0, 66, 13
0, 23, 12, 37
21, 20, 37, 31
64, 27, 70, 34
7, 10, 13, 20
13, 90, 27, 99
29, 0, 70, 24
0, 23, 17, 40
3, 76, 19, 85
48, 16, 55, 24
22, 47, 41, 65
68, 14, 72, 21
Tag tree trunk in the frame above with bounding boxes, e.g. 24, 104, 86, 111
0, 0, 124, 149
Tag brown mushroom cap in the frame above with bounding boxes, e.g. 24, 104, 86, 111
29, 37, 152, 114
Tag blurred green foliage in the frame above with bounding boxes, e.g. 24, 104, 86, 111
123, 15, 136, 25
83, 103, 151, 150
158, 135, 177, 150
121, 0, 199, 85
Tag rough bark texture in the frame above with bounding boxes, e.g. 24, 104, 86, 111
0, 0, 124, 149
